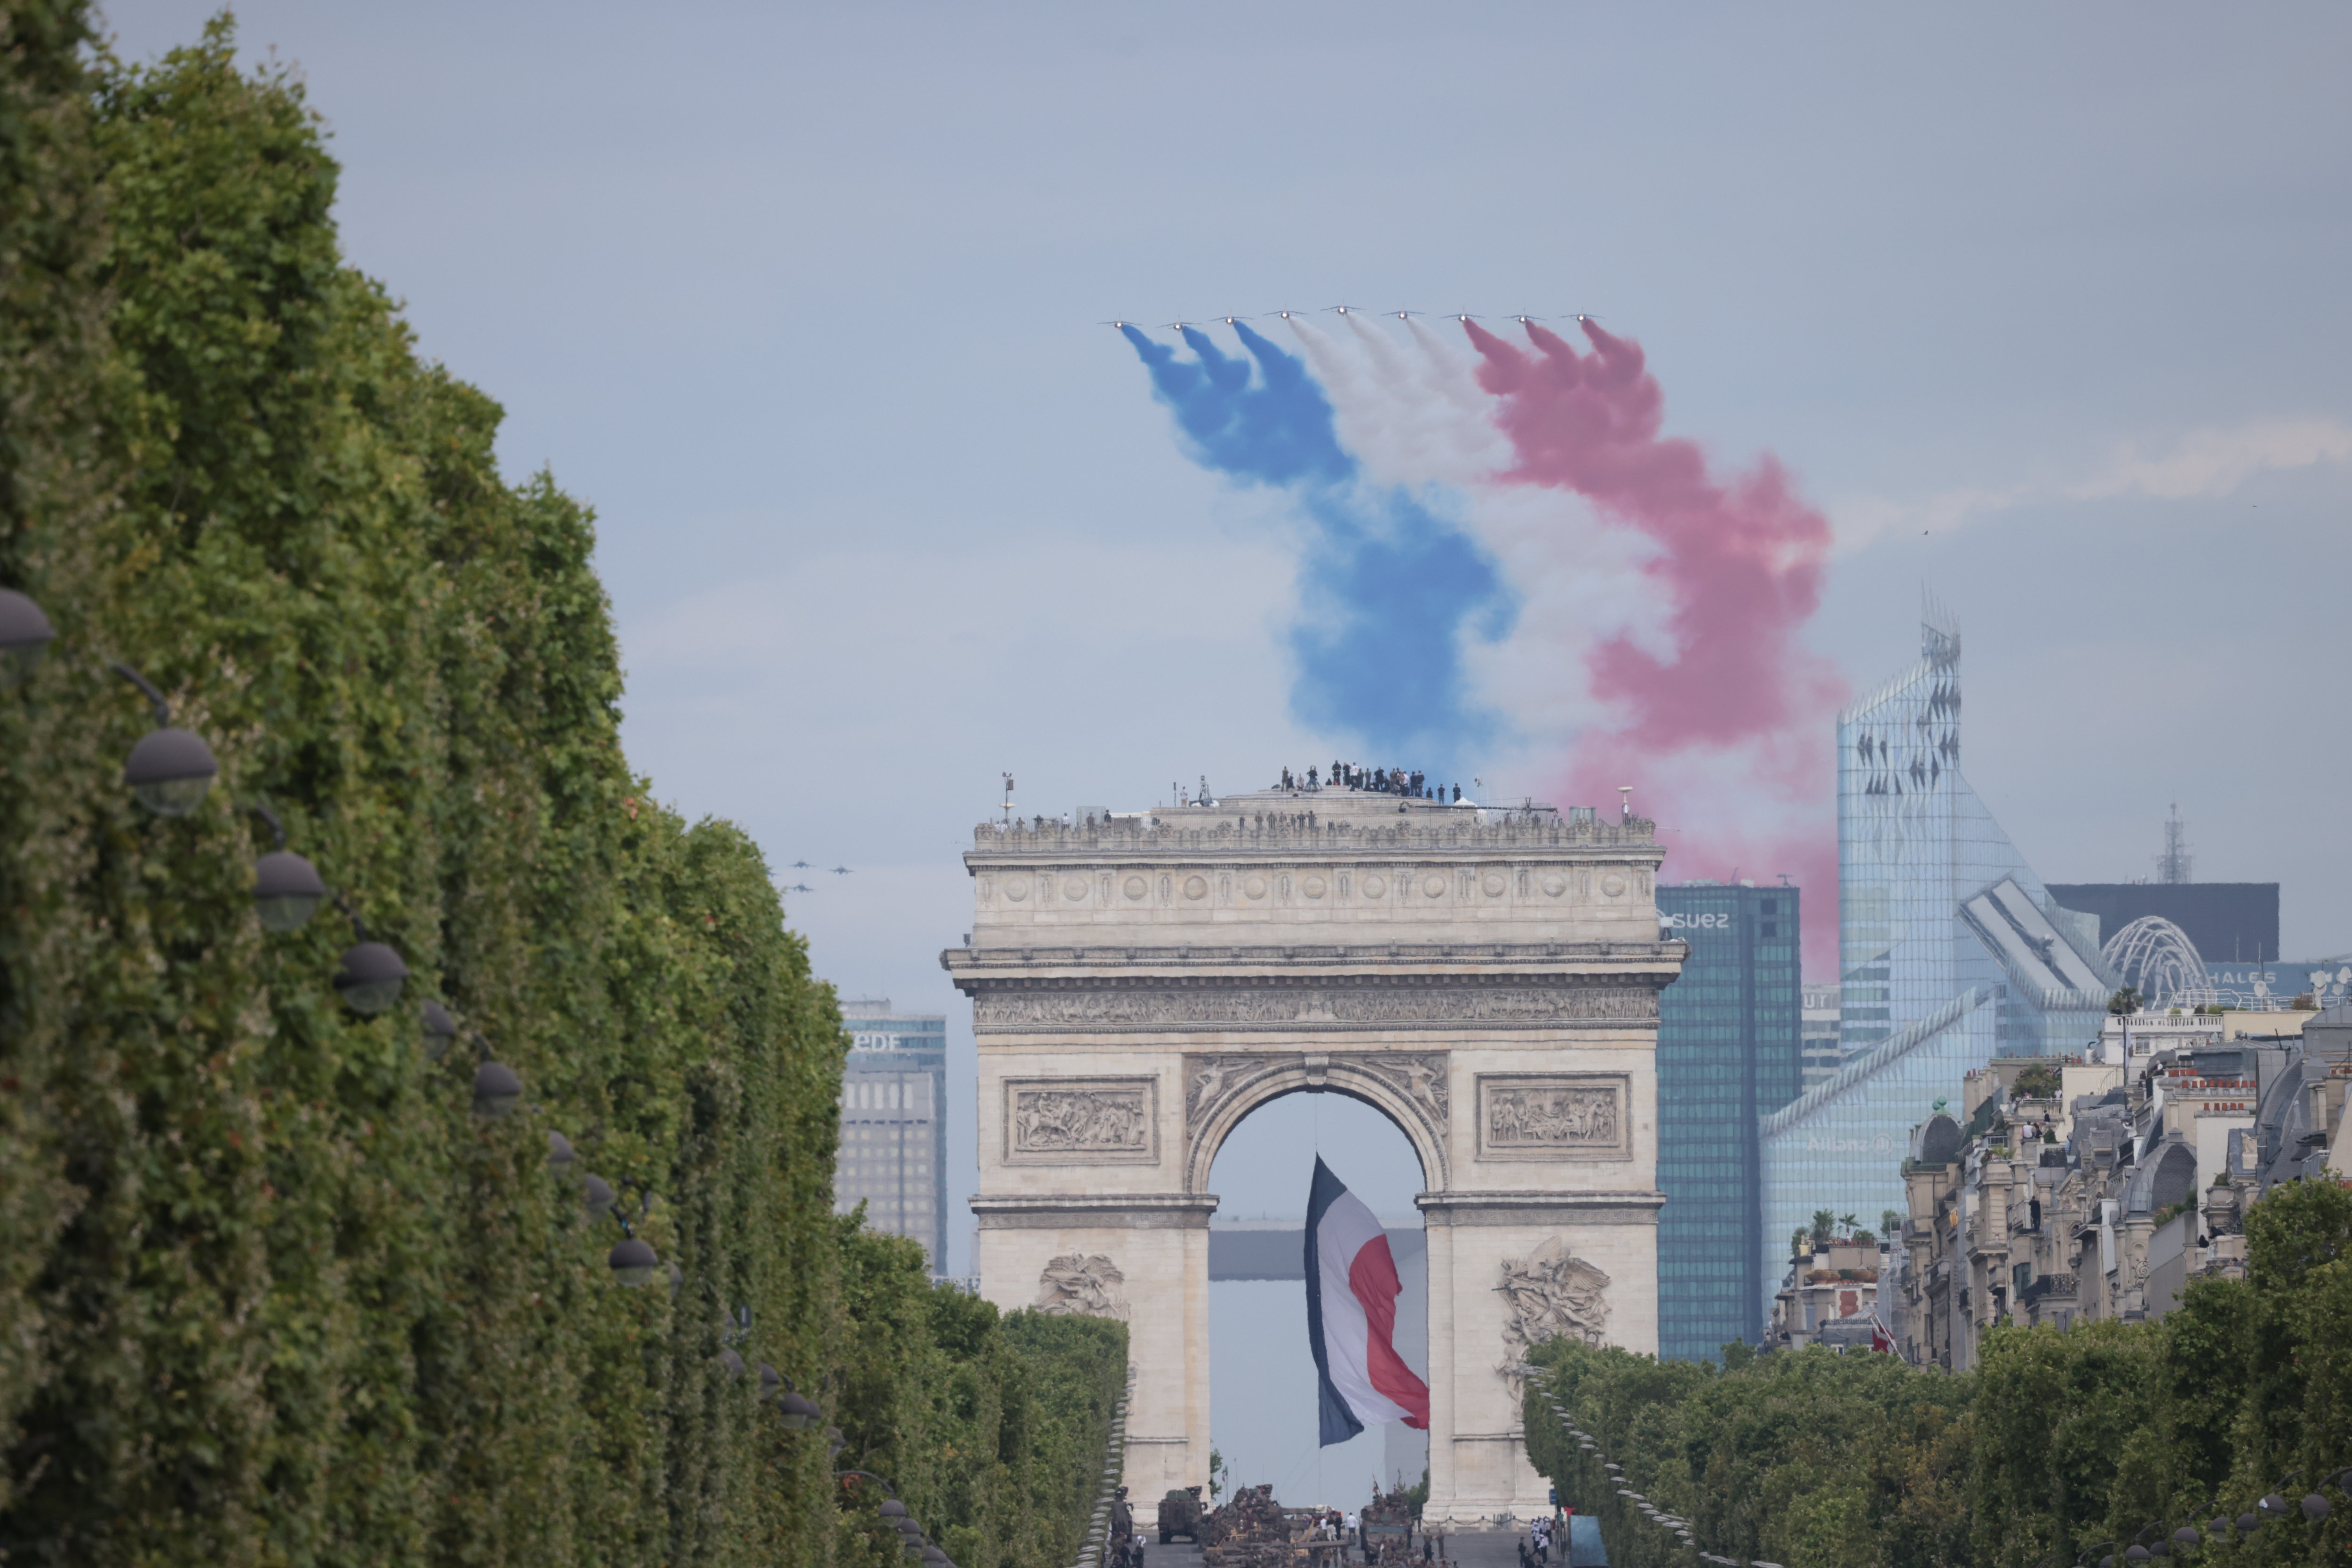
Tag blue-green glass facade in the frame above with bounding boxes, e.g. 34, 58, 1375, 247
1756, 605, 2112, 1325
1655, 883, 1802, 1360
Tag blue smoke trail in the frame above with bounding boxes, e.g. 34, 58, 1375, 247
1120, 322, 1512, 773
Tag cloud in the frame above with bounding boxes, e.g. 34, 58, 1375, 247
2072, 417, 2352, 501
1832, 416, 2352, 550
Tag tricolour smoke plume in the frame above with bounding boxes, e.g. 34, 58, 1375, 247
1117, 312, 1843, 971
1463, 319, 1843, 969
1121, 322, 1512, 771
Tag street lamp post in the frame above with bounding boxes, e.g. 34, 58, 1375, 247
0, 589, 54, 687
112, 663, 217, 815
833, 1473, 959, 1568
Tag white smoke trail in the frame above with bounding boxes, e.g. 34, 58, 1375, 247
1284, 317, 1506, 488
1298, 316, 1676, 767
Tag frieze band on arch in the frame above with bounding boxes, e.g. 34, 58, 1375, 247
971, 978, 1659, 1033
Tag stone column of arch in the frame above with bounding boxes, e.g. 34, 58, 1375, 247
945, 788, 1681, 1526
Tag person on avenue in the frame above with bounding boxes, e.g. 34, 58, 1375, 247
1109, 1486, 1134, 1563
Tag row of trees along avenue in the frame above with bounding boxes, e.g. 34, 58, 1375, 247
0, 9, 1125, 1566
1522, 1179, 2352, 1568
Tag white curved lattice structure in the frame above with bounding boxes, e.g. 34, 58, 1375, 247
2102, 915, 2209, 1005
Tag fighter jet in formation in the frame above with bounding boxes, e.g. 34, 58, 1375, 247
784, 883, 815, 894
790, 860, 813, 868
829, 866, 853, 876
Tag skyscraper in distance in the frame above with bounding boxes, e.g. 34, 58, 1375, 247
1758, 601, 2112, 1322
835, 996, 950, 1273
1655, 882, 1802, 1359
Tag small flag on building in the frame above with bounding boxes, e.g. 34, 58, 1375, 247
1305, 1156, 1430, 1445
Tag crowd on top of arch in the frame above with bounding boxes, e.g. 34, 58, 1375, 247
1279, 763, 1462, 803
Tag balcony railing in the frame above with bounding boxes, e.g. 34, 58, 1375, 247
2018, 1273, 2079, 1306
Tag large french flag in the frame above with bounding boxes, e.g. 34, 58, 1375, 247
1304, 1157, 1430, 1446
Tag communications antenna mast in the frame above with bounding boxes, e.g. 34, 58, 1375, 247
2157, 804, 2192, 884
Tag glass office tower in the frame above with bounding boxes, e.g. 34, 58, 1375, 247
1757, 604, 2111, 1321
1655, 883, 1802, 1359
1800, 983, 1843, 1091
835, 997, 950, 1273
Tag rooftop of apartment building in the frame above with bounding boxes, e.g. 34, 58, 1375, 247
1881, 1003, 2352, 1369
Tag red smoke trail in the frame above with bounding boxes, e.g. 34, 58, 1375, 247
1462, 318, 1844, 974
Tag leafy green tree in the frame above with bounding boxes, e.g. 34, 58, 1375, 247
1523, 1337, 1975, 1568
0, 14, 1120, 1567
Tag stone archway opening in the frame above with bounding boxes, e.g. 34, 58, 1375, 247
1206, 1090, 1430, 1509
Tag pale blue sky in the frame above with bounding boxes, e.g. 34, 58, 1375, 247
105, 3, 2352, 1274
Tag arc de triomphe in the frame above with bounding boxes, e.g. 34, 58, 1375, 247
942, 787, 1680, 1525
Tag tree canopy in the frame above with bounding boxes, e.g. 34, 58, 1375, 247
0, 13, 1121, 1566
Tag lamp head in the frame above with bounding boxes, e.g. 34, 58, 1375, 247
334, 940, 409, 1014
421, 1000, 457, 1060
0, 589, 54, 687
470, 1061, 522, 1118
608, 1237, 658, 1287
254, 850, 327, 931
